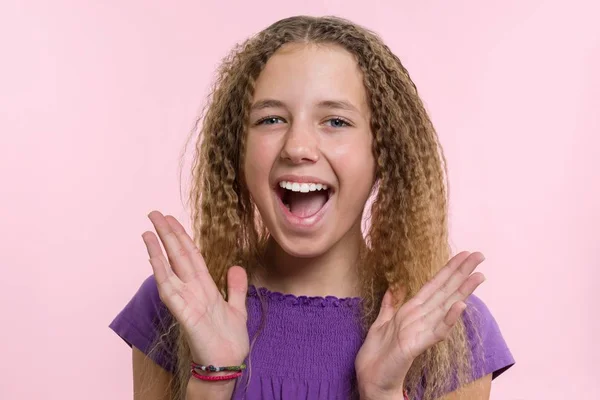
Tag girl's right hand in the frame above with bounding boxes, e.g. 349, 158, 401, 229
141, 210, 250, 368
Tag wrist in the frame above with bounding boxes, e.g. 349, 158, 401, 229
358, 379, 408, 400
359, 388, 406, 400
356, 365, 410, 400
186, 376, 235, 400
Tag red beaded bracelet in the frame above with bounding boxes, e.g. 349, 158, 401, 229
190, 369, 243, 381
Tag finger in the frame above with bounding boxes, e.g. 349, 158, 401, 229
447, 272, 486, 307
148, 257, 188, 314
142, 232, 187, 311
410, 300, 467, 356
148, 211, 196, 283
420, 252, 484, 314
226, 266, 248, 317
432, 300, 467, 342
413, 251, 471, 304
423, 271, 485, 327
142, 231, 175, 285
165, 215, 216, 300
373, 289, 396, 327
165, 215, 213, 280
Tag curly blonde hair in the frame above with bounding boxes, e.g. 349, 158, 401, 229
150, 15, 484, 400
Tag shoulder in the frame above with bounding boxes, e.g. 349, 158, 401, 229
137, 274, 163, 310
463, 294, 515, 380
109, 275, 177, 373
115, 275, 167, 329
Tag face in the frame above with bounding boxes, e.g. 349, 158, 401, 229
244, 43, 375, 258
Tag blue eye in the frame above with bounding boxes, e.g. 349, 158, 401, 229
255, 116, 352, 127
256, 116, 284, 125
326, 118, 351, 128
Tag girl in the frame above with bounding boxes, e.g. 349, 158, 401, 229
110, 15, 514, 400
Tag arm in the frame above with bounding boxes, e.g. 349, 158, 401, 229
356, 252, 488, 400
436, 374, 491, 400
359, 373, 491, 400
132, 346, 172, 400
132, 346, 236, 400
141, 212, 249, 400
186, 376, 236, 399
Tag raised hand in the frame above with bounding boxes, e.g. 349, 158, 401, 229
355, 251, 486, 398
141, 210, 249, 368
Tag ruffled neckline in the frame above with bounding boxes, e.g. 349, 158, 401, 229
247, 285, 363, 308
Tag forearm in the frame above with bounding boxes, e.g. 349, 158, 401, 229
185, 378, 235, 400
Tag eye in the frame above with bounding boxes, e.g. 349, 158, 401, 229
325, 117, 352, 128
256, 116, 285, 125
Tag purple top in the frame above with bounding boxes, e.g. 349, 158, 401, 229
109, 275, 514, 399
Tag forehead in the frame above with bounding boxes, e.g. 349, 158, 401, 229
252, 42, 369, 113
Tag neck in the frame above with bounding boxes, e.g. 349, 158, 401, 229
257, 221, 364, 299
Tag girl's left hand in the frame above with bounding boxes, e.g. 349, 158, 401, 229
355, 251, 486, 399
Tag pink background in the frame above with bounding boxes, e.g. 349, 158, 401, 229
1, 1, 598, 399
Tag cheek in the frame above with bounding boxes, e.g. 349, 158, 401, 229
330, 137, 375, 188
244, 136, 277, 195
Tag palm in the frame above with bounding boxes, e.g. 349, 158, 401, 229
142, 211, 249, 366
356, 251, 486, 395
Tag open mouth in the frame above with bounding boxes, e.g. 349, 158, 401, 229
275, 181, 333, 219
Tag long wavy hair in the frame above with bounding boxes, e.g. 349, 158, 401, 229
148, 15, 483, 400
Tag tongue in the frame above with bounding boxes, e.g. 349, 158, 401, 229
287, 191, 328, 218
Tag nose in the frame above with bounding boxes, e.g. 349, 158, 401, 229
279, 123, 320, 164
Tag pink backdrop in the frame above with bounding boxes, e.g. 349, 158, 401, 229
1, 1, 598, 399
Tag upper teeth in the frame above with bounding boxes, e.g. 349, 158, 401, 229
279, 181, 329, 193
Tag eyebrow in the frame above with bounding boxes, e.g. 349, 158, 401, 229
250, 99, 360, 113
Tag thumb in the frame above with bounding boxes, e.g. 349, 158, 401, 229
373, 288, 395, 327
226, 265, 248, 317
373, 285, 407, 328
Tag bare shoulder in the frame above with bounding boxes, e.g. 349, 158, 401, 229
132, 346, 173, 400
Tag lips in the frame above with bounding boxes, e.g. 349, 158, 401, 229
271, 185, 332, 230
276, 192, 332, 228
279, 187, 329, 217
272, 175, 335, 192
270, 175, 335, 229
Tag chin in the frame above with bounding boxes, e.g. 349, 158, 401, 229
273, 233, 333, 259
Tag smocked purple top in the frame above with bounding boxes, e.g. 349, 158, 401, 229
109, 275, 514, 399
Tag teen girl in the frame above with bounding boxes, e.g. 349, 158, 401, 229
110, 15, 515, 400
